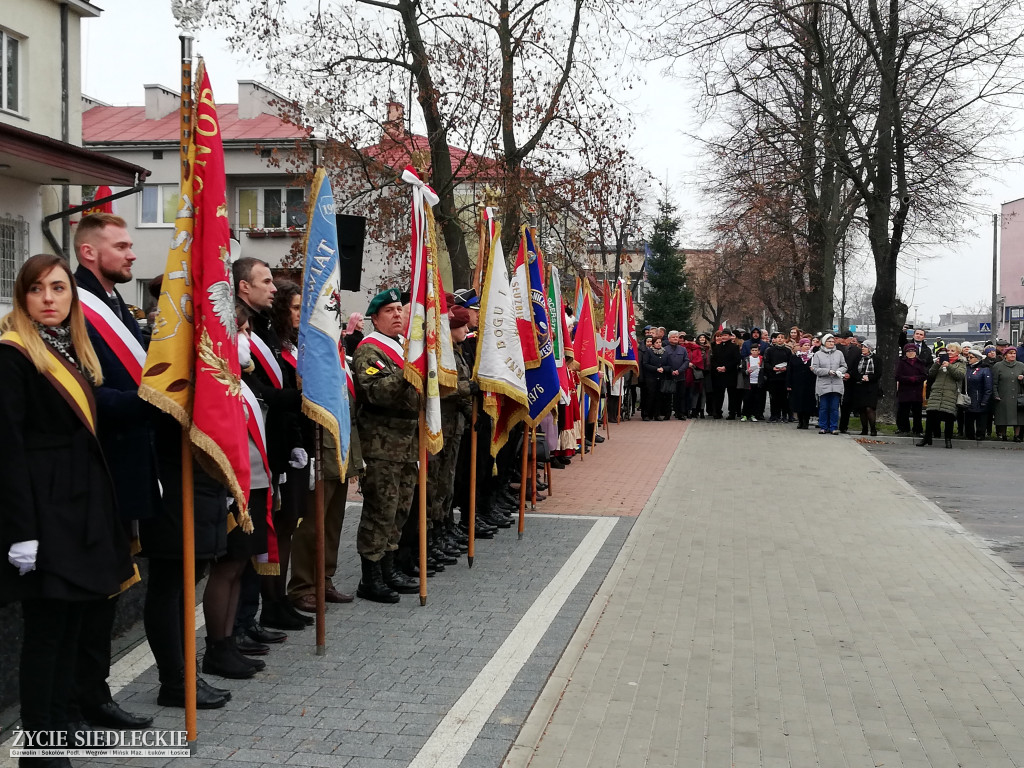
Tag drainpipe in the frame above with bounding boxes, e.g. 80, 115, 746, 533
60, 2, 71, 256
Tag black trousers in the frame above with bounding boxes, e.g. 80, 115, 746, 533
839, 388, 855, 431
707, 387, 726, 417
727, 386, 741, 417
22, 598, 85, 733
73, 595, 117, 715
965, 411, 987, 440
767, 381, 788, 420
896, 402, 924, 433
145, 557, 208, 684
743, 385, 766, 418
925, 411, 954, 441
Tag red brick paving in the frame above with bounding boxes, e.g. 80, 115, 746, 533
533, 418, 688, 517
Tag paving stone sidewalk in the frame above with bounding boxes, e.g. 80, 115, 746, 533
507, 421, 1024, 768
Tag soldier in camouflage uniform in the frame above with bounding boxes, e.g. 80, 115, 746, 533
351, 289, 421, 603
426, 306, 475, 561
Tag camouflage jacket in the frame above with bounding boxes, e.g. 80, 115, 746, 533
352, 333, 419, 462
440, 342, 474, 435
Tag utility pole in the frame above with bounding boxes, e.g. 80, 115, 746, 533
992, 213, 999, 344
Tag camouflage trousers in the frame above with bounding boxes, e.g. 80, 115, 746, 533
357, 458, 417, 561
427, 430, 463, 526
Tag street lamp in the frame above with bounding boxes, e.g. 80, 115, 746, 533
310, 126, 327, 169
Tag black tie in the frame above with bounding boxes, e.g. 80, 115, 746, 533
108, 295, 123, 322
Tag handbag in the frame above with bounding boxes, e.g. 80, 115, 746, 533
1016, 382, 1024, 409
692, 368, 704, 381
957, 374, 971, 408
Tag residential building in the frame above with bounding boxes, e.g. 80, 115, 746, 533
1000, 197, 1024, 346
0, 0, 148, 316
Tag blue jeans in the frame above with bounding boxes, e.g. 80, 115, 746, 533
818, 392, 841, 432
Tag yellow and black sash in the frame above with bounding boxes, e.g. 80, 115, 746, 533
0, 330, 97, 435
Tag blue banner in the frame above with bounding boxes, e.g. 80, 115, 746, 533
297, 169, 351, 476
522, 227, 560, 425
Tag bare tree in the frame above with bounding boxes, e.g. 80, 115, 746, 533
207, 0, 636, 287
655, 0, 1024, 412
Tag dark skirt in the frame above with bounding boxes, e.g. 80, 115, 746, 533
225, 487, 270, 561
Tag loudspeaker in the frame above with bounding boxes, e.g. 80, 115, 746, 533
336, 214, 365, 292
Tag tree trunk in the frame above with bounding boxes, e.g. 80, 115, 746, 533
399, 0, 471, 288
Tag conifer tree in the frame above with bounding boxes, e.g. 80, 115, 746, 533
641, 198, 695, 335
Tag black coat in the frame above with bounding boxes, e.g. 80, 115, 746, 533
848, 353, 882, 410
74, 267, 162, 522
786, 355, 817, 414
762, 344, 792, 383
240, 303, 302, 475
709, 341, 740, 388
0, 343, 134, 603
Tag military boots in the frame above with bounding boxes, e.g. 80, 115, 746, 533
357, 557, 400, 603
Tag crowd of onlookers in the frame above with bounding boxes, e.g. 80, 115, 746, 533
634, 325, 1024, 447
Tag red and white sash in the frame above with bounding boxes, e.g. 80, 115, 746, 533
280, 345, 297, 370
249, 332, 283, 389
240, 382, 276, 559
78, 290, 146, 385
358, 331, 405, 368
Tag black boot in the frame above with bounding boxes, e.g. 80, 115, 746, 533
260, 599, 307, 631
157, 673, 229, 709
381, 551, 420, 594
916, 436, 932, 447
429, 530, 458, 565
228, 635, 266, 671
201, 637, 256, 679
944, 438, 953, 449
357, 557, 400, 603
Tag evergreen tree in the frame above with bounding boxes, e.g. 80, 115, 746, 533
641, 197, 695, 335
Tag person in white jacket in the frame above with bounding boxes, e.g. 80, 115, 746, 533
810, 334, 848, 434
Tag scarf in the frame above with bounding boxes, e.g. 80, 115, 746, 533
858, 354, 875, 378
35, 322, 79, 371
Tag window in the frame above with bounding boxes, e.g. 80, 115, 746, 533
1, 30, 20, 113
238, 187, 307, 229
140, 185, 180, 226
0, 214, 29, 303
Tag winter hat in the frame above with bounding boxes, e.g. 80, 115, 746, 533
821, 333, 835, 344
449, 306, 471, 329
861, 340, 873, 350
984, 345, 997, 355
903, 343, 918, 354
967, 348, 983, 360
799, 337, 812, 345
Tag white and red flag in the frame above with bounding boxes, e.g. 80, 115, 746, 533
401, 165, 456, 454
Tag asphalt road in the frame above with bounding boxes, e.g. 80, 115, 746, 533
864, 441, 1024, 572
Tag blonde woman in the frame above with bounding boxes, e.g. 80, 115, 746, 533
0, 254, 135, 761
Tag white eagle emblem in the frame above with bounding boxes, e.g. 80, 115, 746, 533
207, 280, 237, 340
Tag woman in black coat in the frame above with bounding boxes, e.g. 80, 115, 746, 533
641, 338, 666, 420
0, 254, 136, 761
786, 337, 817, 429
851, 341, 882, 435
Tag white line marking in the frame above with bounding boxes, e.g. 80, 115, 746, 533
408, 517, 618, 768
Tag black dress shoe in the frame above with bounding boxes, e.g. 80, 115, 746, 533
157, 681, 228, 709
260, 600, 307, 631
82, 700, 153, 729
197, 676, 231, 702
234, 632, 270, 655
244, 621, 287, 644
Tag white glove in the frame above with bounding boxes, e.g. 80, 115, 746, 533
289, 447, 309, 469
8, 540, 39, 576
237, 334, 252, 368
308, 457, 316, 490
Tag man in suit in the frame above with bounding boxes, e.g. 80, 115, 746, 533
71, 213, 158, 727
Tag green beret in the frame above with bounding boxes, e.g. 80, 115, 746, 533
367, 288, 402, 315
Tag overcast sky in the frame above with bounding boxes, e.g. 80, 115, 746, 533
82, 0, 1018, 325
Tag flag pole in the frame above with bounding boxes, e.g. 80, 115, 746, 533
518, 428, 528, 539
468, 401, 477, 567
314, 425, 326, 654
177, 32, 197, 745
529, 428, 537, 511
418, 411, 428, 605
